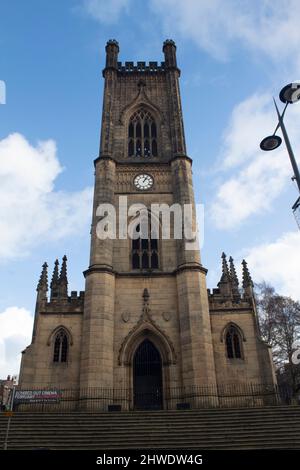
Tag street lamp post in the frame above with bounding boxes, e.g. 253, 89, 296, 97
260, 82, 300, 227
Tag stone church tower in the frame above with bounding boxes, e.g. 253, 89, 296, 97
19, 40, 276, 409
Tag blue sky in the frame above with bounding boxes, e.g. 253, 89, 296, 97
0, 0, 300, 377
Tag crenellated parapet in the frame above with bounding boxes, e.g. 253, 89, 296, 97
208, 289, 254, 312
41, 290, 85, 315
116, 61, 166, 74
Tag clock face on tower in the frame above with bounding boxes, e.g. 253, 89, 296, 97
134, 174, 154, 190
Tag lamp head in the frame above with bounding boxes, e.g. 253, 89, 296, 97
260, 135, 282, 151
279, 82, 300, 104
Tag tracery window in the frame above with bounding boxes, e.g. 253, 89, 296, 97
225, 325, 243, 359
132, 216, 159, 270
53, 330, 68, 363
128, 109, 158, 157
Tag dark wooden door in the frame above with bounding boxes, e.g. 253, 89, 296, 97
133, 339, 163, 410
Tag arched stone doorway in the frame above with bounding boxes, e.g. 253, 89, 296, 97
133, 339, 163, 410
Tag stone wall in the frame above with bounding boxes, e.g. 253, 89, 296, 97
19, 309, 83, 389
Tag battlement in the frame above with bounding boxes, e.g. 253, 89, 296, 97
40, 291, 85, 315
70, 290, 85, 301
207, 287, 253, 312
45, 290, 84, 307
117, 61, 166, 73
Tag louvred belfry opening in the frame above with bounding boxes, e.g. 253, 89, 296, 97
132, 221, 159, 271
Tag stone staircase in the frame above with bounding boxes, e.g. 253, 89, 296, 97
1, 406, 300, 450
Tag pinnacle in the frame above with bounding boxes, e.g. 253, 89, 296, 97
229, 256, 239, 286
242, 259, 253, 288
50, 259, 59, 288
37, 262, 48, 292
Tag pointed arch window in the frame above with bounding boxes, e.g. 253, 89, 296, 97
53, 330, 68, 363
225, 325, 243, 359
131, 214, 159, 270
128, 109, 158, 157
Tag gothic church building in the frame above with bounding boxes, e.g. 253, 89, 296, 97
19, 40, 276, 408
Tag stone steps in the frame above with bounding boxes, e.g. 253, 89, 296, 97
1, 406, 300, 450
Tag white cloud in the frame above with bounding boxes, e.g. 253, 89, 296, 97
0, 307, 33, 378
83, 0, 130, 24
244, 231, 300, 301
150, 0, 300, 68
210, 92, 300, 229
220, 94, 275, 169
0, 133, 93, 261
